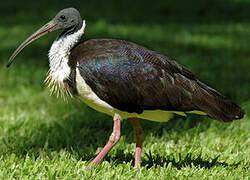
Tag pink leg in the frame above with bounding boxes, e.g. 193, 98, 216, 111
87, 116, 121, 170
131, 117, 144, 168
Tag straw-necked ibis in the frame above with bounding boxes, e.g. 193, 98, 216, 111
7, 8, 245, 169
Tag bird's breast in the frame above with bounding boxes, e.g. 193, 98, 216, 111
75, 67, 116, 115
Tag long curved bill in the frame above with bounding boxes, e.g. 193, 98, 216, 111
6, 20, 58, 68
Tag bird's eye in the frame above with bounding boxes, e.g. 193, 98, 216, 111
60, 15, 66, 21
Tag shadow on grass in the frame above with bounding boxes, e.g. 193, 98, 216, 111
1, 102, 246, 170
103, 150, 241, 169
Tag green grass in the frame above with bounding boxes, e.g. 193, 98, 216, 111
0, 0, 249, 179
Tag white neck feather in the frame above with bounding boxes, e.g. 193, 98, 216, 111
48, 20, 86, 82
45, 21, 85, 97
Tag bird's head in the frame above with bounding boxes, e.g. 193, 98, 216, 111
6, 8, 84, 67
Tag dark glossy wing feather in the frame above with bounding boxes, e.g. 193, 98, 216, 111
70, 39, 245, 122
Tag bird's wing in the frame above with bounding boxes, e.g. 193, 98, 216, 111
70, 39, 245, 122
70, 39, 199, 114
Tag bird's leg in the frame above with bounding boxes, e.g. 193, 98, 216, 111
131, 117, 144, 168
87, 114, 121, 170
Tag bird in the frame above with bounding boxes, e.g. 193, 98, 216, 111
7, 8, 245, 169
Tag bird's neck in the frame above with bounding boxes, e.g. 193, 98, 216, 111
45, 21, 86, 97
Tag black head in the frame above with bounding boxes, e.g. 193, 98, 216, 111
53, 8, 83, 35
6, 8, 83, 67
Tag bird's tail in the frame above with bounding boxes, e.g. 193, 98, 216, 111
193, 81, 245, 122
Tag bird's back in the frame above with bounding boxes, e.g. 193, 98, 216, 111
69, 39, 245, 122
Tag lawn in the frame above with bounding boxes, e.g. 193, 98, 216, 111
0, 0, 249, 179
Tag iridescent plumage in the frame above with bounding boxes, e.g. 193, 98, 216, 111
7, 8, 245, 169
69, 39, 245, 122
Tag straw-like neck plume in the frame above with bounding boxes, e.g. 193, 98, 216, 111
45, 20, 86, 98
